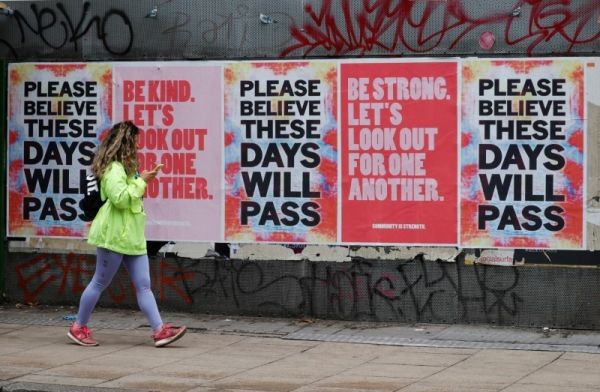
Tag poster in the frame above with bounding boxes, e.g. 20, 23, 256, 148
5, 58, 592, 251
340, 61, 459, 244
461, 59, 585, 249
223, 62, 338, 243
114, 64, 223, 241
7, 63, 112, 237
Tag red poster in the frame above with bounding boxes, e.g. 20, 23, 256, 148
341, 61, 458, 244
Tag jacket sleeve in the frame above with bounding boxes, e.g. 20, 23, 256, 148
102, 162, 147, 210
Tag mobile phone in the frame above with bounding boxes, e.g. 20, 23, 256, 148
153, 163, 164, 172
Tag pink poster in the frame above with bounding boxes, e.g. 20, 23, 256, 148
114, 64, 223, 241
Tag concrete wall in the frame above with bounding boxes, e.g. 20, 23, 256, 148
6, 251, 600, 329
2, 0, 600, 328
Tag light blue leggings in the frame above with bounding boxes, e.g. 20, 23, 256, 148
77, 248, 163, 331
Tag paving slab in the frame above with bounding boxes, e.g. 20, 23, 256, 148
0, 366, 45, 382
0, 382, 132, 392
517, 359, 600, 388
311, 374, 416, 391
35, 363, 143, 381
2, 305, 600, 391
397, 384, 500, 392
347, 363, 445, 379
207, 375, 306, 392
11, 374, 106, 387
502, 385, 599, 392
369, 351, 470, 367
138, 362, 246, 381
98, 374, 204, 392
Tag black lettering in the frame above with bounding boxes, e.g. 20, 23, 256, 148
79, 141, 96, 165
39, 197, 59, 220
544, 206, 565, 231
521, 205, 542, 231
241, 143, 262, 167
24, 81, 37, 97
240, 200, 260, 225
280, 143, 301, 167
23, 197, 41, 220
241, 171, 270, 197
280, 202, 300, 226
240, 100, 252, 115
478, 205, 499, 229
292, 80, 306, 96
24, 168, 52, 193
307, 80, 320, 96
258, 202, 279, 225
479, 100, 493, 116
545, 174, 565, 202
479, 174, 512, 201
261, 144, 285, 167
552, 79, 566, 96
479, 79, 493, 95
498, 206, 521, 230
524, 175, 544, 201
544, 144, 565, 171
520, 144, 544, 170
301, 172, 320, 198
240, 81, 254, 97
502, 145, 526, 170
24, 141, 44, 164
301, 202, 321, 226
537, 79, 552, 96
300, 143, 320, 168
59, 198, 78, 221
479, 144, 501, 169
24, 100, 36, 115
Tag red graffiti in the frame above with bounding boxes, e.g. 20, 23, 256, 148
15, 253, 134, 305
281, 0, 600, 57
16, 253, 94, 304
157, 258, 195, 304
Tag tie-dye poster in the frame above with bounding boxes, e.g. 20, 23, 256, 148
224, 61, 337, 243
461, 59, 585, 249
7, 63, 112, 237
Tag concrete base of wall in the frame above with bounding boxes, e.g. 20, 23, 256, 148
5, 251, 600, 329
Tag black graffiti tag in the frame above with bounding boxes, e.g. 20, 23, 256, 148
10, 1, 133, 58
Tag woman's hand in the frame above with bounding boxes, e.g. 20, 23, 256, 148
140, 169, 158, 183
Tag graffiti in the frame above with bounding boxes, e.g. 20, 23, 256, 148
159, 4, 295, 59
153, 256, 525, 324
281, 0, 600, 57
198, 4, 253, 50
11, 252, 525, 325
14, 253, 134, 304
9, 254, 524, 324
0, 39, 17, 59
2, 0, 597, 60
473, 264, 523, 324
4, 1, 133, 58
158, 257, 196, 305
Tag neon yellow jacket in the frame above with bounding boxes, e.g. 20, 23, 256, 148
87, 161, 148, 255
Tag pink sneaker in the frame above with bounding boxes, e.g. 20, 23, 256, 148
152, 323, 187, 347
67, 322, 99, 346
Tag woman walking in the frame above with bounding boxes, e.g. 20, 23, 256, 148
68, 121, 186, 348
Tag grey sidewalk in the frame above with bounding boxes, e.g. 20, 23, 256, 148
1, 305, 600, 392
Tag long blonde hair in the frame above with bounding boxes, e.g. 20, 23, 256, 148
92, 121, 139, 178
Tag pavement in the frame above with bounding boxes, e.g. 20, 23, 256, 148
1, 305, 600, 392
